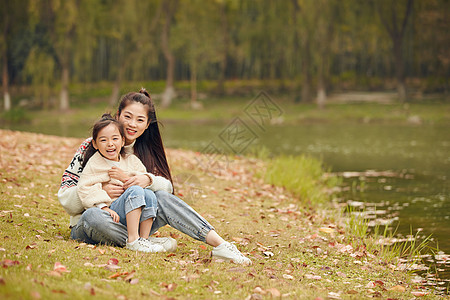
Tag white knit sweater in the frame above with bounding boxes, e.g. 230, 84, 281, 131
77, 151, 147, 209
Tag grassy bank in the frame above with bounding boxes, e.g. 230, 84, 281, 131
0, 129, 441, 299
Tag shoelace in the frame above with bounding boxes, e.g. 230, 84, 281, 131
226, 243, 248, 261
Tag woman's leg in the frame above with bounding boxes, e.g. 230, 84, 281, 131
70, 207, 128, 246
151, 191, 251, 265
150, 190, 215, 243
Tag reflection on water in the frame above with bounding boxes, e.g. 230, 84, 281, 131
160, 121, 449, 291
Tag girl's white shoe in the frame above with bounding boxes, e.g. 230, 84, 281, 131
126, 237, 165, 253
212, 242, 252, 265
147, 236, 177, 252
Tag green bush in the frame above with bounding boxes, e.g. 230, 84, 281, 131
264, 155, 340, 205
0, 108, 30, 123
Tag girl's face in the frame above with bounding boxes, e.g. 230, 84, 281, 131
93, 124, 125, 161
118, 102, 150, 145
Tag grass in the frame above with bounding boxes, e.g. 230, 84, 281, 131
0, 129, 443, 299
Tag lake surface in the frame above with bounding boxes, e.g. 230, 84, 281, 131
159, 120, 450, 291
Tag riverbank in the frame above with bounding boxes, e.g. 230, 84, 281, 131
0, 129, 444, 299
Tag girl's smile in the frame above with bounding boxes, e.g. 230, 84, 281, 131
93, 124, 125, 161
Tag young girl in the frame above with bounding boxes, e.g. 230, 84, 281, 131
77, 114, 165, 253
60, 89, 251, 265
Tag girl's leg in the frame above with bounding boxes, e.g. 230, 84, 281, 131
139, 189, 158, 239
110, 186, 164, 252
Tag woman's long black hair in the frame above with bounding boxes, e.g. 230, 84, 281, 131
116, 88, 173, 185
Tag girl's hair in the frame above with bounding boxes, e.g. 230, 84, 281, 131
82, 114, 125, 168
117, 88, 173, 185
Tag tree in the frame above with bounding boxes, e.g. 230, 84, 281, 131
160, 0, 178, 108
1, 0, 27, 111
375, 0, 414, 102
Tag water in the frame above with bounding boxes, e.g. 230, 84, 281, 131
159, 121, 450, 291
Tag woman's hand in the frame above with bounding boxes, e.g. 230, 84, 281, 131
102, 207, 120, 223
102, 182, 125, 199
108, 166, 130, 183
123, 174, 151, 190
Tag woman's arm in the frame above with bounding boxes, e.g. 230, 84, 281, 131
58, 138, 92, 217
123, 154, 173, 193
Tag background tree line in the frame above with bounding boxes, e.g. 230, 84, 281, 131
1, 0, 449, 111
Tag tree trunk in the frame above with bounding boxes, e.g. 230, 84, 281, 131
190, 60, 199, 109
109, 63, 125, 107
394, 38, 407, 102
316, 56, 327, 110
60, 65, 70, 111
301, 37, 312, 103
216, 1, 229, 95
2, 50, 10, 111
160, 0, 177, 108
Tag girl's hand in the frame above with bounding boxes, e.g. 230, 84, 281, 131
102, 182, 125, 199
123, 174, 151, 190
108, 166, 130, 183
102, 207, 120, 223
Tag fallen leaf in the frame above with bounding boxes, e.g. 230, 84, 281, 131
266, 288, 281, 297
388, 285, 406, 292
107, 258, 119, 265
411, 291, 429, 297
1, 259, 20, 267
30, 291, 41, 299
98, 248, 106, 255
319, 227, 335, 234
53, 262, 69, 273
283, 274, 294, 280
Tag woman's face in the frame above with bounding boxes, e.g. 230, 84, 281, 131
118, 102, 150, 145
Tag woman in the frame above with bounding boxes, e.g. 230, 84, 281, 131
58, 89, 251, 265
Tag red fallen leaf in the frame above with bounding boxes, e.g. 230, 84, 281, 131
26, 244, 37, 250
166, 253, 176, 257
199, 245, 207, 250
108, 271, 128, 279
53, 262, 69, 273
51, 289, 66, 294
1, 259, 20, 268
107, 258, 119, 265
123, 270, 136, 282
0, 277, 5, 285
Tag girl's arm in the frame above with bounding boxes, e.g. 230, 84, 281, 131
77, 159, 113, 209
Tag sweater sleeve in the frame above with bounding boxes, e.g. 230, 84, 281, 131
57, 138, 92, 224
128, 155, 173, 193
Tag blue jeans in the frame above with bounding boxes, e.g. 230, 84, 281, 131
70, 190, 214, 246
109, 186, 157, 226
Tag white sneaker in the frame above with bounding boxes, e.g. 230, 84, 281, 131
212, 242, 252, 265
126, 237, 165, 253
147, 236, 177, 252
